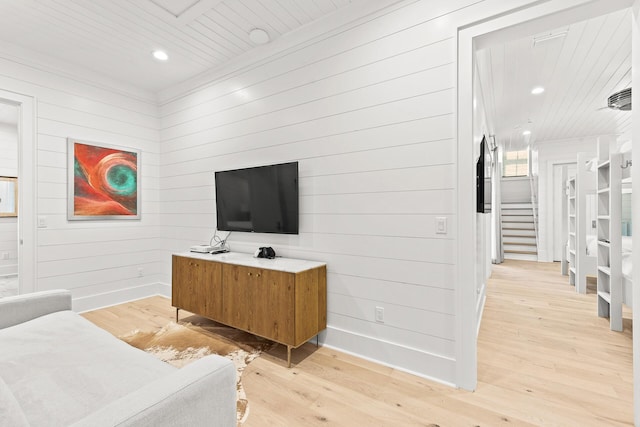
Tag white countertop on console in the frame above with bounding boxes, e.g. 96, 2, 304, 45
174, 251, 326, 274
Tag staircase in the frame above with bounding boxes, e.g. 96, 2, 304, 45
502, 202, 538, 261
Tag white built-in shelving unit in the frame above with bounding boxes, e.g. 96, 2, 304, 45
596, 140, 622, 331
577, 153, 597, 294
568, 176, 577, 286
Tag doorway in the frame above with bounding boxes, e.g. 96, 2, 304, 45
0, 90, 36, 297
0, 102, 19, 297
458, 0, 636, 400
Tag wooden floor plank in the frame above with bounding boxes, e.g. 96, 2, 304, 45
82, 260, 633, 426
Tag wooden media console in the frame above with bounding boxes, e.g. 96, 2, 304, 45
172, 252, 327, 367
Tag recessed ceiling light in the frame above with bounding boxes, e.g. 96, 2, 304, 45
522, 130, 531, 136
152, 50, 169, 61
531, 86, 545, 95
249, 28, 270, 45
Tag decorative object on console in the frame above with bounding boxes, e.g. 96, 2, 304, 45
254, 246, 276, 259
191, 245, 216, 253
67, 138, 141, 220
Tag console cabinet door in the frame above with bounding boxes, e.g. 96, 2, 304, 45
251, 268, 294, 344
172, 256, 222, 319
221, 264, 252, 331
222, 264, 295, 344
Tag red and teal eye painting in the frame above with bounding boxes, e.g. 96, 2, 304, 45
68, 139, 140, 220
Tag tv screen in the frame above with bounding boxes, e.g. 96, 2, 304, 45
476, 136, 492, 213
215, 161, 299, 234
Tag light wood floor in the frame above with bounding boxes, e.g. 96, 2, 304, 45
82, 260, 633, 426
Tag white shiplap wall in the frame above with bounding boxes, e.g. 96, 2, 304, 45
157, 0, 526, 383
0, 45, 161, 310
0, 123, 18, 276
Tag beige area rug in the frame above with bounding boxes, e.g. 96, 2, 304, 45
119, 316, 275, 424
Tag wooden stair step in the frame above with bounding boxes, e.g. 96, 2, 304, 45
503, 242, 537, 246
504, 249, 538, 255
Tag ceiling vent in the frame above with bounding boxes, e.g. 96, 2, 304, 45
608, 88, 632, 111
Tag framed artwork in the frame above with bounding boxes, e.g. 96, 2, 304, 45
0, 176, 17, 217
68, 138, 141, 220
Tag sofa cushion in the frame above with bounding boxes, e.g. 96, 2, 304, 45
0, 375, 29, 427
0, 310, 175, 427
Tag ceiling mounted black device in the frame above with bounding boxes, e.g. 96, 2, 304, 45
608, 88, 631, 111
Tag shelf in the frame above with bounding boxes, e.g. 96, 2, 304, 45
597, 188, 610, 194
569, 267, 576, 274
598, 240, 610, 248
569, 214, 576, 218
569, 196, 576, 200
598, 266, 611, 276
598, 160, 611, 168
597, 215, 610, 220
597, 290, 611, 304
569, 232, 576, 237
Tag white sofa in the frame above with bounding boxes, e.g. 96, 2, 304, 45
0, 290, 237, 427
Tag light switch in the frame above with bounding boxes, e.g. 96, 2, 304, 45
37, 216, 47, 228
436, 217, 447, 234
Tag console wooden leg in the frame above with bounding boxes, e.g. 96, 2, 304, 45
287, 346, 292, 368
176, 308, 179, 323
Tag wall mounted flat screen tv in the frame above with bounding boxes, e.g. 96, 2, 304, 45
476, 136, 492, 213
215, 161, 299, 234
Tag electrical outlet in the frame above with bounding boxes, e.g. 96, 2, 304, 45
1, 252, 8, 260
375, 306, 384, 323
137, 267, 144, 277
37, 216, 47, 228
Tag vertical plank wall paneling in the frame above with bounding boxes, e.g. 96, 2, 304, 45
0, 50, 161, 311
157, 0, 508, 382
0, 123, 18, 276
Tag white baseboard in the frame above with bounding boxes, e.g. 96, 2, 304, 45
321, 326, 456, 387
74, 282, 170, 313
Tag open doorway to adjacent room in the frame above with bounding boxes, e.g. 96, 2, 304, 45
459, 0, 637, 421
0, 102, 19, 297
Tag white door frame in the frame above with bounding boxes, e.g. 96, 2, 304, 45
456, 0, 634, 392
0, 90, 36, 295
550, 161, 576, 262
631, 2, 640, 425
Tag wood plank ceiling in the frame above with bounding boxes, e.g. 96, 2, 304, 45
475, 8, 632, 150
0, 0, 352, 92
